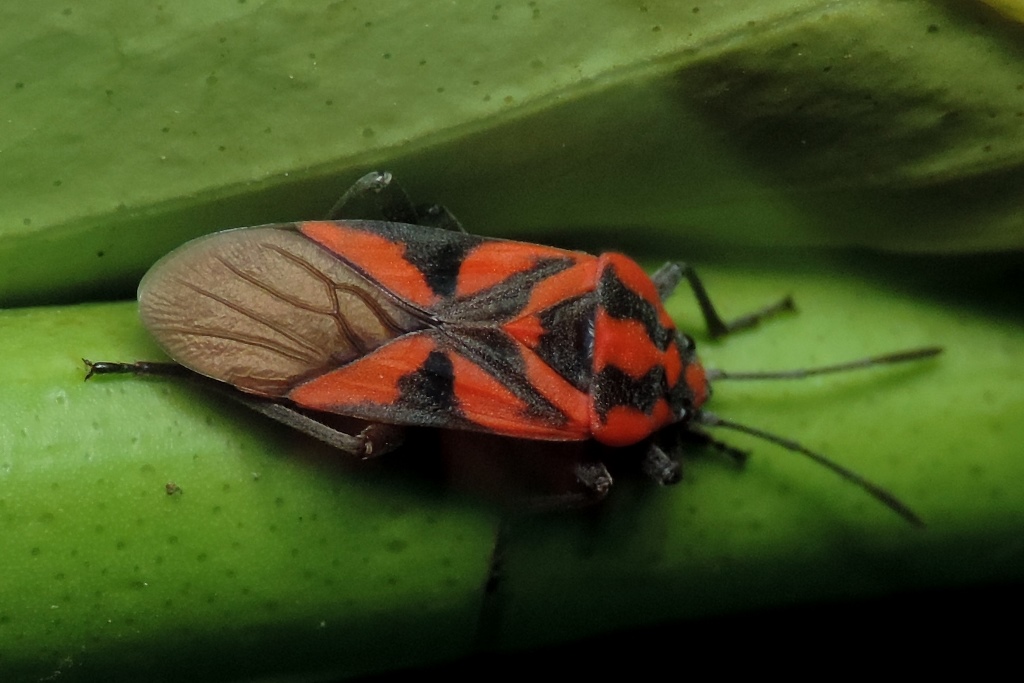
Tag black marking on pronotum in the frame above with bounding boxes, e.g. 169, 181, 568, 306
592, 365, 668, 420
597, 265, 674, 351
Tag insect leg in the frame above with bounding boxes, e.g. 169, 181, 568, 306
574, 461, 613, 500
325, 171, 420, 223
83, 359, 189, 380
413, 203, 467, 233
650, 262, 683, 301
84, 360, 403, 458
325, 171, 467, 232
641, 443, 683, 484
473, 517, 509, 653
238, 399, 405, 458
680, 426, 750, 467
660, 262, 795, 338
503, 461, 613, 512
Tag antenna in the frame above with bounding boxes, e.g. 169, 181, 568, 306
697, 412, 924, 527
705, 347, 941, 381
698, 346, 941, 527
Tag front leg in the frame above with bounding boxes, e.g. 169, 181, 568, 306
651, 262, 794, 338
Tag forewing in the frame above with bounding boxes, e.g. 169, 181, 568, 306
142, 219, 598, 440
288, 330, 592, 441
138, 226, 428, 396
299, 220, 485, 309
300, 220, 597, 324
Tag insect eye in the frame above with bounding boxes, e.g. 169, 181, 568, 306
678, 332, 696, 350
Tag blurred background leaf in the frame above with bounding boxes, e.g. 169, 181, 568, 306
2, 1, 1023, 305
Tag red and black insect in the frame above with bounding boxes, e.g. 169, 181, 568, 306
86, 172, 939, 524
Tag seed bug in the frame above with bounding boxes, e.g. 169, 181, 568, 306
86, 171, 940, 524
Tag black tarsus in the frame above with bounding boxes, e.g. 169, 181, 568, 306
83, 359, 186, 380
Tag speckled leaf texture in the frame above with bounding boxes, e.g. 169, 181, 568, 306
1, 1, 1022, 681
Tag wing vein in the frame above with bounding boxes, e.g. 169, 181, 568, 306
177, 277, 324, 362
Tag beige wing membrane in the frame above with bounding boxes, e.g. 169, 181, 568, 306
138, 226, 429, 396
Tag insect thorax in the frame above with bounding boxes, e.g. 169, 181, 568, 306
588, 255, 706, 447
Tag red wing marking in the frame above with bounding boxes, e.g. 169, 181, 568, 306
456, 241, 587, 298
288, 333, 437, 410
516, 349, 591, 438
501, 316, 546, 350
449, 346, 590, 441
447, 352, 532, 434
518, 259, 598, 317
299, 221, 438, 308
